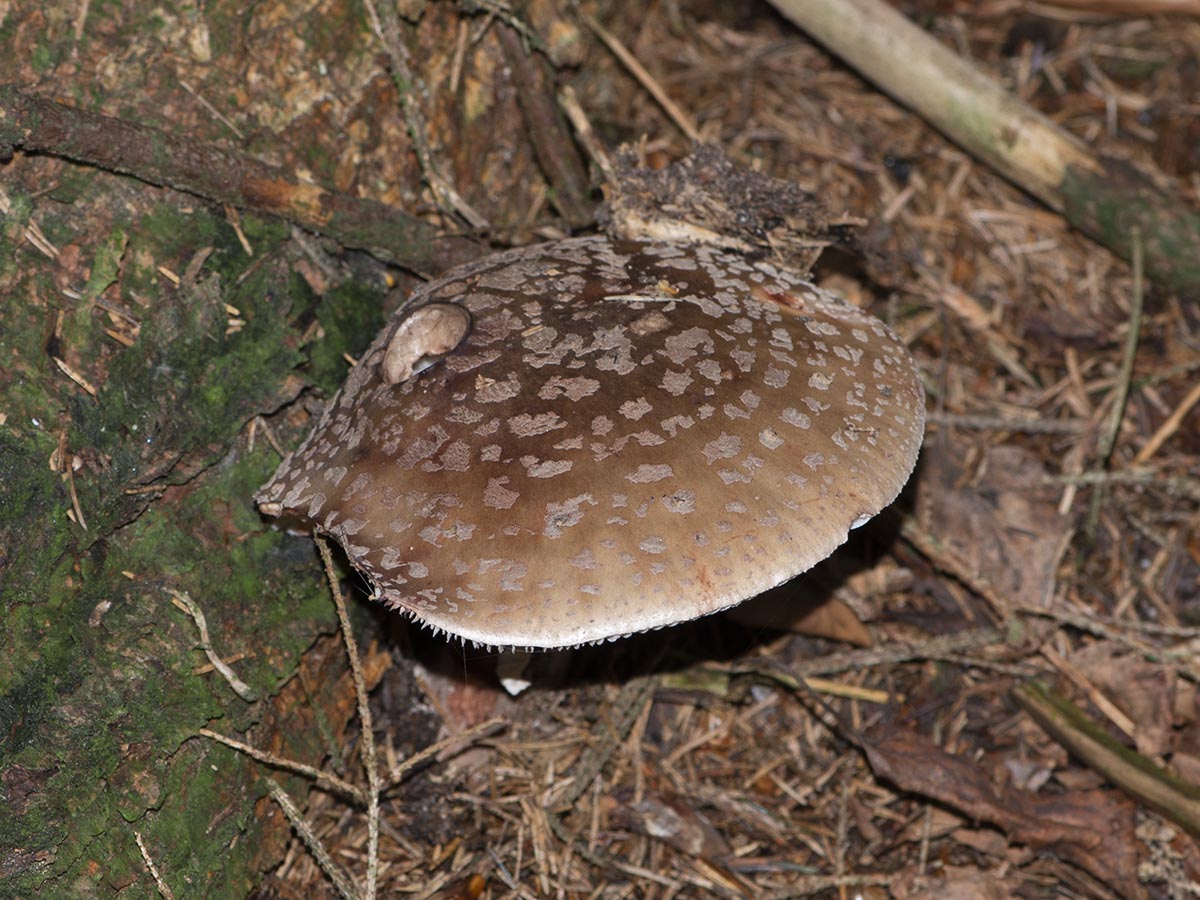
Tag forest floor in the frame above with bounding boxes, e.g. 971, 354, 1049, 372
2, 2, 1198, 898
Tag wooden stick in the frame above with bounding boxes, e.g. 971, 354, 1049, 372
768, 0, 1200, 297
1015, 681, 1200, 838
1134, 379, 1200, 464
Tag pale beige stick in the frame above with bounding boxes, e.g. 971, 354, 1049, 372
169, 589, 258, 702
199, 727, 364, 803
384, 716, 506, 788
558, 85, 618, 187
1134, 380, 1200, 464
133, 831, 177, 900
768, 0, 1200, 296
266, 778, 360, 900
1039, 646, 1137, 739
581, 11, 701, 143
769, 0, 1096, 209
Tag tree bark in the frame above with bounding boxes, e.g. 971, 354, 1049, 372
0, 204, 385, 895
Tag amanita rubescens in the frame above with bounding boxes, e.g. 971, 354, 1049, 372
257, 236, 925, 648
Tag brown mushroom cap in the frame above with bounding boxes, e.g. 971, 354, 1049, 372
256, 236, 925, 649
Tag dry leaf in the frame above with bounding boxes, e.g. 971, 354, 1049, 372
608, 789, 732, 859
864, 726, 1144, 898
917, 441, 1070, 609
730, 590, 873, 646
1072, 643, 1177, 756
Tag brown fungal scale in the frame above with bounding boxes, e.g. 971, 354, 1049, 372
256, 236, 925, 649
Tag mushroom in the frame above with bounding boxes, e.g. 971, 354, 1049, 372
256, 235, 925, 649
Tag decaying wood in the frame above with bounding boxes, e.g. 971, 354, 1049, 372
0, 84, 482, 275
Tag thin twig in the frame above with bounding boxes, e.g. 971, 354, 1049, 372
580, 11, 701, 143
1017, 604, 1200, 682
558, 86, 617, 191
899, 519, 1011, 623
1098, 227, 1144, 469
496, 22, 592, 225
761, 874, 895, 899
1015, 683, 1200, 839
734, 629, 1004, 691
1086, 228, 1145, 535
1134, 379, 1200, 464
133, 831, 177, 900
385, 716, 506, 789
546, 815, 682, 889
317, 537, 382, 900
267, 777, 361, 900
199, 727, 364, 803
560, 674, 659, 809
363, 0, 489, 230
168, 589, 259, 702
1040, 645, 1138, 739
64, 462, 88, 531
1040, 468, 1200, 502
178, 79, 245, 139
926, 410, 1085, 435
543, 674, 664, 886
767, 0, 1200, 296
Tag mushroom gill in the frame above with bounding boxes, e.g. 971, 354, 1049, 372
256, 236, 925, 649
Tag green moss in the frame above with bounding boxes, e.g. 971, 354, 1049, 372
305, 277, 388, 392
0, 191, 385, 896
45, 168, 99, 206
0, 432, 74, 613
0, 436, 337, 895
0, 652, 57, 756
1060, 159, 1200, 296
0, 191, 33, 280
30, 43, 56, 73
138, 204, 225, 261
80, 228, 127, 304
238, 212, 290, 246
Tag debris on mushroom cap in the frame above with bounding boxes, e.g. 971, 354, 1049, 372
604, 144, 865, 275
256, 236, 925, 649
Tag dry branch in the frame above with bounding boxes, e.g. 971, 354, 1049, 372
496, 23, 593, 226
769, 0, 1200, 297
1016, 682, 1200, 839
0, 84, 481, 274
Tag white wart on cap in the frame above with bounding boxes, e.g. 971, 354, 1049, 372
256, 236, 925, 649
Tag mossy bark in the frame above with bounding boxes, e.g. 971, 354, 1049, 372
0, 188, 385, 898
2, 2, 591, 892
1060, 158, 1200, 296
